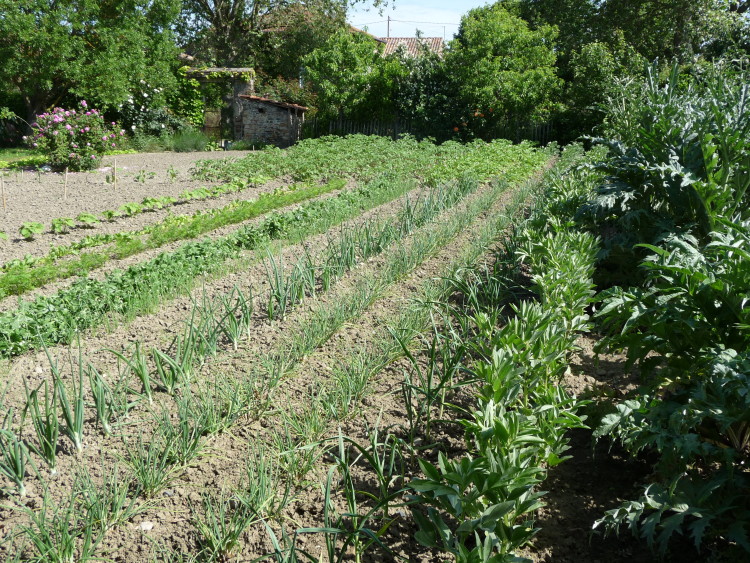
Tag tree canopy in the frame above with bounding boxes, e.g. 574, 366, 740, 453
0, 0, 180, 121
178, 0, 388, 66
513, 0, 749, 63
444, 4, 561, 138
303, 30, 404, 121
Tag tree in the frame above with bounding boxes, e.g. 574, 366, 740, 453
598, 0, 739, 61
178, 0, 389, 66
513, 0, 749, 63
511, 0, 599, 64
303, 29, 405, 122
444, 4, 561, 139
253, 3, 348, 80
564, 34, 644, 138
394, 44, 456, 140
0, 0, 180, 122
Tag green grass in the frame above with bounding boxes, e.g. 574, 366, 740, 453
0, 147, 34, 162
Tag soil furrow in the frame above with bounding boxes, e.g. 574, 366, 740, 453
0, 151, 255, 264
0, 170, 534, 561
0, 180, 353, 312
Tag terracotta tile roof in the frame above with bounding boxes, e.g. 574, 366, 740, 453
379, 37, 444, 57
239, 95, 309, 112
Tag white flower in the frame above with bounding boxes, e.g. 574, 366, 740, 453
161, 124, 165, 129
131, 125, 136, 131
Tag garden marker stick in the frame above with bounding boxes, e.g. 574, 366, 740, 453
1, 175, 5, 212
114, 157, 117, 188
64, 167, 68, 201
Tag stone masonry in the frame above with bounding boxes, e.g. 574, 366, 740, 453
235, 95, 308, 148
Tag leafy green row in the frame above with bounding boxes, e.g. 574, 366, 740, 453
405, 145, 598, 561
4, 171, 274, 260
0, 171, 429, 358
0, 180, 346, 299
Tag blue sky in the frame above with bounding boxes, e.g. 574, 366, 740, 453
348, 1, 492, 40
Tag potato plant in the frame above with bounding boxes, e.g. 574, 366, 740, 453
19, 221, 44, 240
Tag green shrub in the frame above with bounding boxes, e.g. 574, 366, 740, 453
123, 132, 172, 153
171, 129, 210, 153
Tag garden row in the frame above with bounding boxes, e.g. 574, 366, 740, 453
0, 136, 540, 300
0, 141, 551, 560
0, 179, 348, 299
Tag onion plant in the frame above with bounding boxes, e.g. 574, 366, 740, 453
13, 487, 106, 562
125, 431, 180, 498
108, 341, 153, 405
270, 424, 323, 486
151, 332, 195, 394
299, 440, 399, 563
0, 427, 31, 497
215, 285, 254, 351
73, 464, 148, 534
22, 380, 59, 474
86, 363, 115, 436
244, 446, 291, 521
51, 349, 86, 454
192, 489, 260, 562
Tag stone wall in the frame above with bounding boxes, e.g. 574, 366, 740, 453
235, 97, 306, 148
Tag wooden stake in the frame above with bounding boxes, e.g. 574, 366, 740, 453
113, 157, 117, 188
1, 175, 6, 213
64, 167, 69, 201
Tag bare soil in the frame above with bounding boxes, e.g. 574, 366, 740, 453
0, 151, 258, 265
0, 156, 666, 562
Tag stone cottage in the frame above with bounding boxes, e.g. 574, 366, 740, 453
235, 95, 308, 148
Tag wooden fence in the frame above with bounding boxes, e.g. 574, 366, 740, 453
303, 116, 554, 145
303, 116, 413, 140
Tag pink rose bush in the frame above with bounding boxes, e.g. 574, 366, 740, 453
26, 101, 119, 171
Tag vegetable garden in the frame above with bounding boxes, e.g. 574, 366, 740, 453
0, 55, 748, 562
